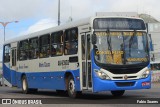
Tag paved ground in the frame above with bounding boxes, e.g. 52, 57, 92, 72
0, 82, 159, 107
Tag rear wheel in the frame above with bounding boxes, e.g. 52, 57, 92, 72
111, 90, 125, 97
22, 75, 38, 94
67, 75, 81, 98
22, 75, 29, 94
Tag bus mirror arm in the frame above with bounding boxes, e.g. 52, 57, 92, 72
92, 34, 97, 44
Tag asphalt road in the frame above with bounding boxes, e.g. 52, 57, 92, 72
0, 83, 159, 107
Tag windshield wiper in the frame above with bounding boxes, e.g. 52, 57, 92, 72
106, 29, 114, 62
129, 30, 136, 56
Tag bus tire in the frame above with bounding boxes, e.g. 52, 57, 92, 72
67, 75, 81, 98
22, 75, 30, 94
111, 90, 125, 97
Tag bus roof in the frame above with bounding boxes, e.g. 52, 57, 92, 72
4, 16, 144, 45
4, 17, 91, 45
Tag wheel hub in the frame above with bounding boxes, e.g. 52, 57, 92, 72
69, 80, 75, 94
23, 79, 26, 91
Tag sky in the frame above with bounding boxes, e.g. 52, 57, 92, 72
0, 0, 160, 61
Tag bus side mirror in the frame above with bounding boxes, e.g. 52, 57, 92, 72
92, 34, 97, 44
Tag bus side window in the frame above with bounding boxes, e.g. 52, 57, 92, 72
19, 40, 28, 60
39, 34, 50, 58
64, 27, 78, 55
51, 31, 63, 56
4, 44, 11, 63
29, 37, 39, 59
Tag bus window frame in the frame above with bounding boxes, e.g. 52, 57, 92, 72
39, 34, 50, 58
28, 37, 39, 60
51, 31, 63, 57
19, 39, 29, 61
64, 27, 78, 55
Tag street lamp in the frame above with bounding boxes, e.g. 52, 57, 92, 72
0, 21, 18, 86
0, 21, 19, 42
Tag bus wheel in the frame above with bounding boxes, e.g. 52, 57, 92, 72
111, 90, 125, 97
22, 75, 30, 94
67, 76, 81, 98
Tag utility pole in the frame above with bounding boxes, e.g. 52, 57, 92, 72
58, 0, 60, 26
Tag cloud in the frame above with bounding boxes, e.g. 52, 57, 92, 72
108, 0, 160, 19
0, 0, 160, 22
0, 0, 48, 21
18, 18, 57, 35
17, 0, 160, 36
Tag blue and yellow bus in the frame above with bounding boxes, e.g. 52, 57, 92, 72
3, 16, 151, 98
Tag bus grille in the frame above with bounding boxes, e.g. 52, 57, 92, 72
115, 82, 135, 87
113, 76, 137, 80
107, 68, 142, 74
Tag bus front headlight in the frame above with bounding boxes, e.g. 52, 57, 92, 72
94, 69, 111, 80
140, 68, 150, 79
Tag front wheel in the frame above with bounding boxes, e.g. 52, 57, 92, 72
67, 76, 81, 98
111, 90, 125, 97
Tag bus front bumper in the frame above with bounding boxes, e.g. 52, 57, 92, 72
93, 75, 151, 92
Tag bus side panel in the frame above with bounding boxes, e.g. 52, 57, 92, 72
16, 72, 55, 89
16, 72, 23, 88
10, 69, 17, 86
72, 69, 81, 91
3, 63, 11, 83
27, 72, 55, 89
16, 69, 80, 91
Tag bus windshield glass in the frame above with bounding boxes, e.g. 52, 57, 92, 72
94, 31, 149, 65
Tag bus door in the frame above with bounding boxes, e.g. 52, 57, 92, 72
10, 42, 17, 86
79, 31, 92, 90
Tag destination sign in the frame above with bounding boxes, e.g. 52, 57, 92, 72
93, 18, 146, 30
95, 32, 143, 36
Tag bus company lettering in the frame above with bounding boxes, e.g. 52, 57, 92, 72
58, 60, 69, 66
19, 64, 28, 69
39, 62, 50, 67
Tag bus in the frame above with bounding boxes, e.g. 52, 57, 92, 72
3, 16, 151, 98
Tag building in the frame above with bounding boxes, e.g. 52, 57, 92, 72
140, 14, 160, 82
139, 14, 160, 62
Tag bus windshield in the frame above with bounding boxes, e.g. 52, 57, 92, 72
94, 31, 149, 65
